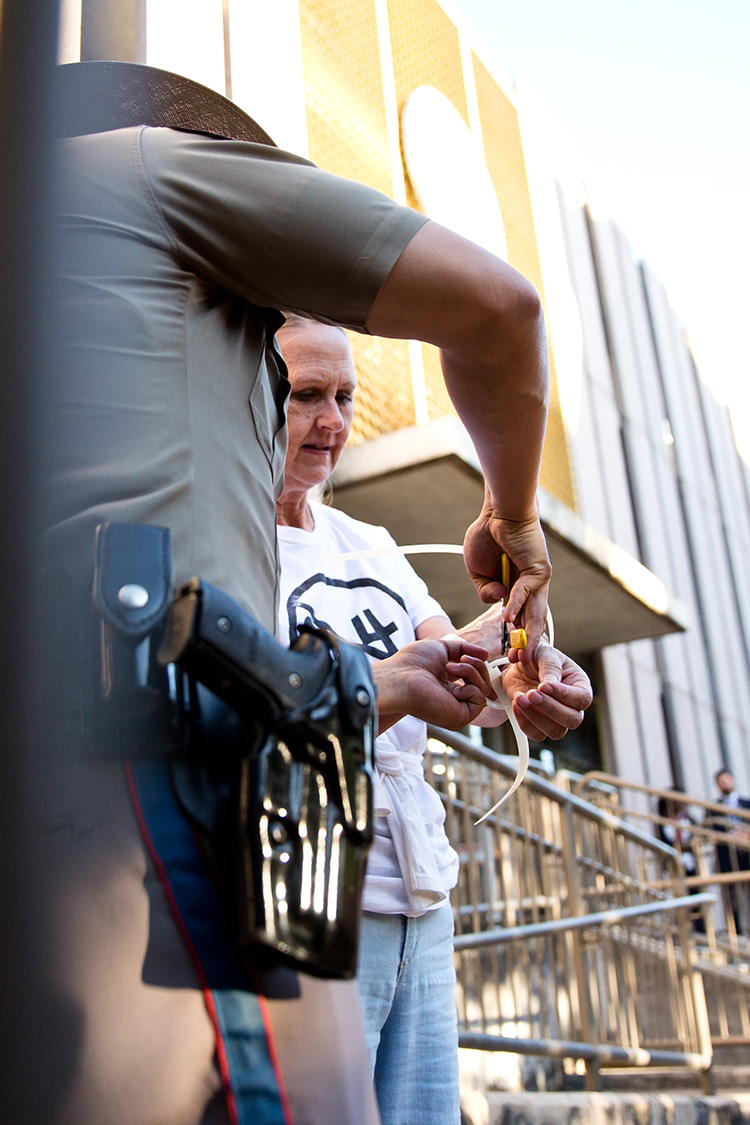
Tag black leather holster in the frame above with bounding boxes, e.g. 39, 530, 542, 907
91, 521, 376, 979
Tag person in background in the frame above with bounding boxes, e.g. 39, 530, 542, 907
275, 314, 593, 1125
657, 792, 704, 932
707, 769, 750, 933
657, 793, 698, 877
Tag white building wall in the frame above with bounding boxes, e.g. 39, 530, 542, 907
145, 0, 227, 93
556, 207, 671, 787
555, 193, 641, 554
696, 376, 750, 686
691, 697, 727, 793
555, 190, 612, 400
226, 0, 308, 156
554, 189, 614, 538
599, 647, 647, 782
644, 272, 750, 792
553, 170, 750, 798
589, 385, 641, 550
629, 639, 673, 791
568, 373, 612, 535
554, 185, 674, 790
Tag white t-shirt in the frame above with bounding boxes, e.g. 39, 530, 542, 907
277, 502, 460, 915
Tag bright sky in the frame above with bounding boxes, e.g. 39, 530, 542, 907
449, 0, 750, 458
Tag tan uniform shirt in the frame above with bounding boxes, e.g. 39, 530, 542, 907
49, 125, 426, 629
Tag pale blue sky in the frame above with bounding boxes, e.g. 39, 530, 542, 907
448, 0, 750, 448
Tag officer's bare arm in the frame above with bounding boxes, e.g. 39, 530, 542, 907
367, 219, 551, 654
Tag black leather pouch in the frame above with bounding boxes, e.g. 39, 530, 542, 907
89, 521, 180, 757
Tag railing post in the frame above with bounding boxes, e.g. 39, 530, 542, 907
673, 877, 714, 1094
693, 843, 717, 943
559, 801, 600, 1091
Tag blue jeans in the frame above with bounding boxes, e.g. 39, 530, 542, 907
357, 906, 460, 1125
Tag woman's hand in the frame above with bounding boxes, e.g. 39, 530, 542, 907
373, 636, 493, 733
500, 643, 592, 741
452, 600, 509, 661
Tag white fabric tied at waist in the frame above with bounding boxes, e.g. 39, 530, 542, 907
372, 742, 447, 913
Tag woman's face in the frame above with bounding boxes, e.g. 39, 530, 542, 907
278, 321, 357, 497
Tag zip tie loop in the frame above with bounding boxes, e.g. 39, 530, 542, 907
323, 541, 544, 816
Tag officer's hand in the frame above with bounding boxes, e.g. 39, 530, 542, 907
463, 500, 551, 661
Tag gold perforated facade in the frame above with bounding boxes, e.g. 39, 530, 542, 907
387, 0, 469, 144
471, 52, 574, 506
299, 0, 417, 439
296, 0, 576, 508
386, 0, 466, 424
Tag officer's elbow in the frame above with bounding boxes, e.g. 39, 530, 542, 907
481, 265, 544, 352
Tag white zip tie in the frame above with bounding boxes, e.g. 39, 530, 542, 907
475, 657, 530, 824
323, 543, 465, 562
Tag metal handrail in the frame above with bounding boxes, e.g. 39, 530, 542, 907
574, 771, 750, 826
458, 1031, 710, 1070
453, 892, 716, 949
573, 769, 750, 954
429, 730, 684, 855
423, 727, 750, 1094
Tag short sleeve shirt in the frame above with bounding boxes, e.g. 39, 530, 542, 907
48, 126, 427, 629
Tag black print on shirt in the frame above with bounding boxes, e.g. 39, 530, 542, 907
351, 608, 399, 656
285, 573, 409, 659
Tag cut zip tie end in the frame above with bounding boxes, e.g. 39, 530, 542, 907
474, 708, 530, 825
474, 658, 530, 824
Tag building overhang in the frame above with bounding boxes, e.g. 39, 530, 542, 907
331, 418, 690, 657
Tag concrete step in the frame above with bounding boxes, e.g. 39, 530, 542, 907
461, 1091, 750, 1125
601, 1066, 750, 1093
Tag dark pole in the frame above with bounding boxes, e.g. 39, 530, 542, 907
0, 0, 61, 1120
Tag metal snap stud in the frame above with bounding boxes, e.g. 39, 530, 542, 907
117, 584, 149, 609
